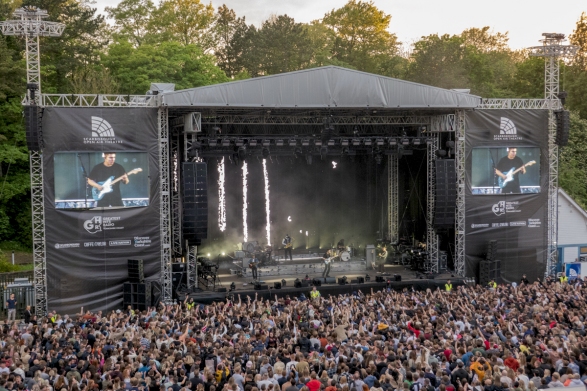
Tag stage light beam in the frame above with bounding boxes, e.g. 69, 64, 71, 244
263, 159, 271, 246
332, 161, 337, 169
242, 162, 248, 242
217, 157, 226, 232
288, 216, 292, 222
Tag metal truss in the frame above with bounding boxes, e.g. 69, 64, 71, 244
200, 114, 434, 126
479, 99, 550, 109
546, 110, 559, 277
171, 134, 182, 257
158, 108, 172, 303
430, 114, 455, 132
187, 245, 197, 290
388, 155, 398, 242
40, 94, 158, 107
454, 110, 466, 277
30, 150, 48, 315
0, 7, 64, 102
426, 134, 439, 273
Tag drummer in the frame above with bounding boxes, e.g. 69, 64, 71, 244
336, 239, 346, 253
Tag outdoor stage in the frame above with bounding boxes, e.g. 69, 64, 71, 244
185, 261, 463, 304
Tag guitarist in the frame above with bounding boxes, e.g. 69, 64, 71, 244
282, 234, 293, 261
495, 147, 525, 194
87, 153, 129, 207
322, 249, 333, 278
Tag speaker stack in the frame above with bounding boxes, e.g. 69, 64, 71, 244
124, 259, 151, 310
182, 162, 208, 246
479, 240, 501, 285
24, 105, 42, 151
434, 159, 456, 229
555, 110, 570, 147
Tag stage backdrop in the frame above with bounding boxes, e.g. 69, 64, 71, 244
464, 109, 549, 282
42, 107, 160, 314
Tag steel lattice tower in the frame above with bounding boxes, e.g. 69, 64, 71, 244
529, 34, 578, 277
0, 6, 65, 102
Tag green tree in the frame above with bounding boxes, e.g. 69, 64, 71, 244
566, 13, 587, 119
559, 112, 587, 208
212, 5, 248, 78
322, 0, 398, 74
569, 12, 587, 70
509, 55, 544, 98
105, 0, 155, 46
103, 40, 228, 94
150, 0, 215, 51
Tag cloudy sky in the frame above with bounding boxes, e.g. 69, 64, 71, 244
91, 0, 585, 50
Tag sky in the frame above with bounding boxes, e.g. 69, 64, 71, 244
91, 0, 586, 50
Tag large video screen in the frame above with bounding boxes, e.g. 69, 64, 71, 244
54, 152, 149, 209
471, 147, 540, 195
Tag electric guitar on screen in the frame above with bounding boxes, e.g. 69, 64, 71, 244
92, 168, 143, 201
498, 161, 536, 188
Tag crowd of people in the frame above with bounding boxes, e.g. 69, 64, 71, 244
2, 275, 587, 391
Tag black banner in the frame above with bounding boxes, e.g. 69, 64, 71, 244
42, 107, 160, 314
464, 110, 549, 283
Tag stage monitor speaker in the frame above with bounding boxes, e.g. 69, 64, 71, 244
254, 284, 268, 290
323, 277, 336, 284
172, 262, 186, 273
217, 287, 227, 293
312, 278, 322, 286
394, 274, 402, 282
301, 280, 310, 287
294, 280, 302, 288
338, 278, 348, 285
555, 110, 570, 146
182, 162, 208, 246
375, 276, 385, 283
434, 159, 456, 229
24, 105, 41, 151
356, 277, 365, 284
273, 282, 282, 289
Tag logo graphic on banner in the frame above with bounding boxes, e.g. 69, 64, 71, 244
566, 263, 581, 279
492, 201, 506, 216
91, 116, 114, 137
500, 117, 517, 135
84, 116, 122, 144
84, 216, 103, 234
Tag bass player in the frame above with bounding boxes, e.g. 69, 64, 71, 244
87, 152, 128, 207
282, 234, 293, 261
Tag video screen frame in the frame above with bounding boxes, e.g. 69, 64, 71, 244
54, 151, 150, 209
471, 146, 540, 195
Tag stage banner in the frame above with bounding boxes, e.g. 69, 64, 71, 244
42, 107, 160, 314
464, 109, 548, 283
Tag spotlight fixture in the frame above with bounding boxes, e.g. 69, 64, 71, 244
248, 139, 257, 147
235, 139, 244, 147
221, 138, 230, 146
376, 138, 384, 146
435, 149, 447, 158
401, 138, 410, 146
412, 138, 421, 146
208, 139, 217, 147
288, 139, 297, 146
262, 139, 271, 146
276, 139, 284, 146
446, 140, 455, 149
328, 139, 335, 146
301, 139, 310, 146
557, 91, 567, 106
262, 148, 270, 158
209, 126, 221, 135
341, 139, 350, 146
364, 139, 373, 146
294, 147, 303, 158
389, 138, 397, 146
352, 138, 361, 146
426, 138, 434, 145
315, 140, 322, 146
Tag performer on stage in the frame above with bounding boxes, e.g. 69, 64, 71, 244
87, 153, 129, 207
249, 255, 259, 280
282, 234, 293, 261
336, 239, 346, 253
495, 147, 525, 194
377, 246, 388, 273
322, 249, 333, 278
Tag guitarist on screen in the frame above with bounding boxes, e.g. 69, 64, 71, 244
495, 147, 525, 194
87, 152, 129, 207
282, 234, 293, 261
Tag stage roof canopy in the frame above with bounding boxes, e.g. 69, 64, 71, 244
162, 66, 481, 110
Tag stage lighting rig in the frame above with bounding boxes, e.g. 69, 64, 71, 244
364, 139, 373, 146
412, 138, 421, 146
221, 139, 230, 146
328, 139, 335, 146
288, 139, 297, 146
389, 138, 397, 146
208, 139, 217, 147
341, 139, 350, 146
401, 138, 410, 146
301, 139, 310, 146
262, 139, 271, 146
315, 140, 322, 146
352, 139, 361, 146
276, 139, 284, 146
376, 138, 384, 146
248, 139, 257, 147
235, 139, 244, 146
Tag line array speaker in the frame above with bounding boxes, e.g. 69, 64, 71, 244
486, 240, 498, 262
182, 162, 208, 246
123, 282, 151, 311
127, 259, 144, 283
24, 105, 42, 151
555, 110, 570, 147
434, 159, 456, 229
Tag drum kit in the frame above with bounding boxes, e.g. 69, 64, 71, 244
331, 246, 352, 262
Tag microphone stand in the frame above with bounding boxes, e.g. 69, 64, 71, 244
77, 154, 89, 208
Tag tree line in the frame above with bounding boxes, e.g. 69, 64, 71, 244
1, 0, 587, 248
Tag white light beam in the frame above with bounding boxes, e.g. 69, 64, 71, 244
242, 162, 248, 242
217, 157, 226, 232
263, 159, 271, 246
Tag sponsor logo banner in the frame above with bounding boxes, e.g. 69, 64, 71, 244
83, 116, 122, 144
83, 216, 124, 234
55, 243, 80, 249
109, 240, 131, 246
